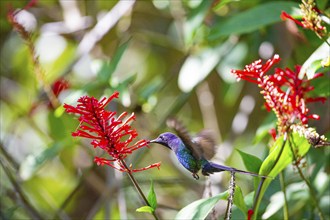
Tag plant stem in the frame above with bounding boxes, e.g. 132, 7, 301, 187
225, 172, 235, 220
0, 158, 43, 220
288, 134, 325, 220
279, 172, 289, 220
252, 134, 287, 220
120, 159, 159, 220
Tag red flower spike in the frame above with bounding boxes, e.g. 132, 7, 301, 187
64, 92, 160, 173
281, 0, 327, 38
232, 55, 326, 134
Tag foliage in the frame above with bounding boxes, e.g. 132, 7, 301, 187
1, 0, 329, 220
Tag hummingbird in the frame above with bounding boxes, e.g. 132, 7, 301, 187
149, 118, 267, 180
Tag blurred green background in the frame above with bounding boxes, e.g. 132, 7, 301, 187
1, 0, 329, 219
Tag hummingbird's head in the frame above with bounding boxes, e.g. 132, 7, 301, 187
148, 132, 179, 149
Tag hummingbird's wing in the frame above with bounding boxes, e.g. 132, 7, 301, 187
193, 130, 216, 160
166, 118, 203, 160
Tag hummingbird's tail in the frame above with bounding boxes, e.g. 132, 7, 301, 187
202, 161, 268, 178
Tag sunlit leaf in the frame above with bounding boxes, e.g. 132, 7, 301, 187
209, 2, 300, 39
136, 206, 154, 214
178, 42, 229, 92
175, 185, 247, 219
261, 133, 310, 176
262, 191, 285, 219
300, 39, 330, 79
252, 132, 310, 220
175, 191, 227, 220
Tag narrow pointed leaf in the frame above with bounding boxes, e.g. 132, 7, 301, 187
209, 2, 300, 39
97, 41, 130, 82
147, 179, 157, 210
252, 132, 310, 220
237, 149, 263, 174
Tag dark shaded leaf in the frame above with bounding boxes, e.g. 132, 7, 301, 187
209, 2, 300, 39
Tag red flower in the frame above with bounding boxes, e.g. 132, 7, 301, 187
247, 209, 254, 220
64, 91, 161, 172
281, 0, 327, 38
232, 54, 326, 134
52, 78, 69, 97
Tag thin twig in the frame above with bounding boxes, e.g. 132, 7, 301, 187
288, 133, 325, 220
279, 172, 289, 220
8, 11, 60, 108
0, 158, 43, 220
205, 177, 217, 220
225, 171, 235, 220
251, 134, 287, 220
120, 159, 159, 220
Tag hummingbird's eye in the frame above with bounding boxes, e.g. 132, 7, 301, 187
159, 135, 165, 141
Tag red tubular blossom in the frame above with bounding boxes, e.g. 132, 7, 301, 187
232, 55, 326, 134
247, 209, 254, 220
281, 11, 305, 27
281, 0, 327, 38
52, 78, 69, 97
64, 91, 160, 172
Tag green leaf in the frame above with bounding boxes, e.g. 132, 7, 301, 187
252, 132, 311, 220
147, 179, 157, 210
260, 133, 310, 176
48, 111, 66, 140
139, 77, 163, 101
19, 143, 64, 180
236, 149, 263, 174
310, 73, 330, 97
3, 206, 19, 219
175, 185, 248, 219
300, 40, 330, 79
178, 41, 230, 92
254, 114, 277, 144
212, 0, 239, 11
231, 185, 248, 214
175, 191, 227, 220
97, 40, 130, 82
136, 206, 154, 214
209, 1, 300, 39
184, 0, 213, 46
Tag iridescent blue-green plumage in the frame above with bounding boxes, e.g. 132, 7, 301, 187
150, 130, 266, 180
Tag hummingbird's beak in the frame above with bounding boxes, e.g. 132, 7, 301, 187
148, 139, 159, 144
148, 137, 171, 149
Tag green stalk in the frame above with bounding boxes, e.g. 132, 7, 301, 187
288, 134, 324, 220
279, 172, 289, 220
120, 160, 159, 220
252, 134, 288, 220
